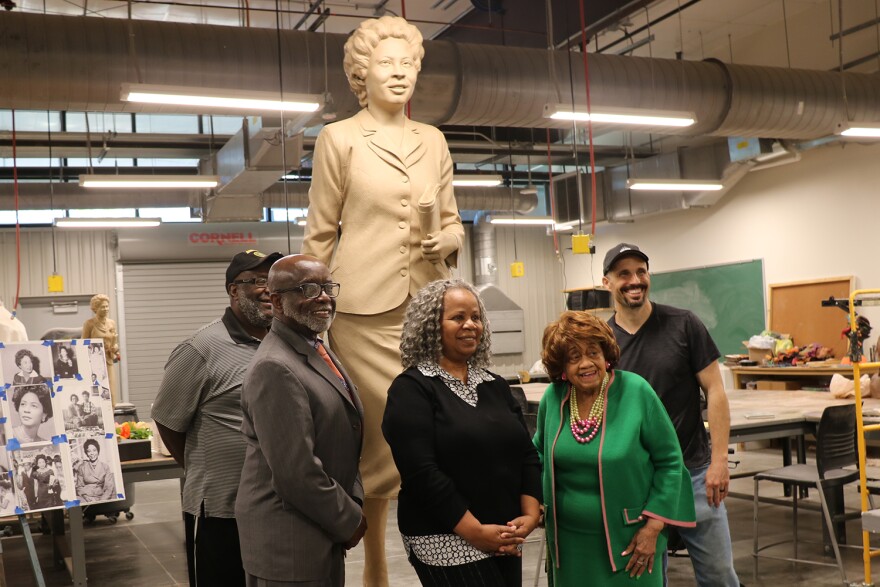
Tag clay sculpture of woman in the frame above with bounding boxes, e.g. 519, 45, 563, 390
82, 294, 120, 405
302, 15, 464, 585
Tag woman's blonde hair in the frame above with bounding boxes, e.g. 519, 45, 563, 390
343, 16, 424, 108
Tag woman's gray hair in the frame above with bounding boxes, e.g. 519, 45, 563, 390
400, 279, 492, 370
343, 15, 424, 108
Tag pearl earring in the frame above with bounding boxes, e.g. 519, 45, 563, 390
561, 373, 567, 381
605, 362, 611, 369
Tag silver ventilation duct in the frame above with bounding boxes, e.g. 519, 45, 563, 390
0, 182, 539, 213
471, 212, 524, 356
3, 12, 880, 139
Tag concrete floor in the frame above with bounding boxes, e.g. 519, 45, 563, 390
3, 448, 878, 586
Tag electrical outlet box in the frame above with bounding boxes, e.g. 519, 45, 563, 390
47, 274, 65, 293
510, 262, 525, 278
572, 234, 593, 254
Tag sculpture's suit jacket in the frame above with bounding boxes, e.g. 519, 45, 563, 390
302, 108, 465, 316
235, 319, 364, 582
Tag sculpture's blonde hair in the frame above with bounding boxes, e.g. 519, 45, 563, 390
343, 16, 424, 108
89, 293, 110, 313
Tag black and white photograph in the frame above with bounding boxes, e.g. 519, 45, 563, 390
88, 371, 112, 401
51, 341, 79, 380
2, 343, 52, 386
59, 381, 106, 437
87, 341, 108, 384
71, 435, 122, 505
8, 382, 57, 444
10, 442, 65, 513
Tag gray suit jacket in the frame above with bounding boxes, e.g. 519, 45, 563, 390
235, 318, 364, 582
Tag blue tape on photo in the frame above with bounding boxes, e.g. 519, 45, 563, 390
64, 500, 81, 508
75, 373, 83, 381
83, 339, 91, 346
51, 434, 68, 444
51, 390, 57, 398
117, 493, 125, 499
54, 375, 60, 382
105, 432, 114, 439
41, 340, 52, 347
71, 339, 79, 346
0, 417, 6, 424
14, 506, 24, 515
0, 342, 4, 349
6, 438, 20, 451
0, 390, 5, 401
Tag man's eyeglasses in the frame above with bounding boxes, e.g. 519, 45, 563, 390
232, 278, 269, 288
273, 282, 341, 299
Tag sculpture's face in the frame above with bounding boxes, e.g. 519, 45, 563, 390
96, 301, 110, 318
365, 37, 417, 113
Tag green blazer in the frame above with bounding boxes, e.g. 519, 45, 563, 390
534, 370, 696, 573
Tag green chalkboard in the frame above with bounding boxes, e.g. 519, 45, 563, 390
649, 259, 765, 357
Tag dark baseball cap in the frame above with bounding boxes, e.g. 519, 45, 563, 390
603, 243, 649, 275
226, 249, 284, 286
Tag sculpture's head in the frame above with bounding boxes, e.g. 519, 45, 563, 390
90, 293, 111, 317
343, 16, 424, 109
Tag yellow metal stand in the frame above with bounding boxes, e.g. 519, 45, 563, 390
848, 288, 880, 586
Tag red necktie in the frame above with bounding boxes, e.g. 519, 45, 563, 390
315, 342, 356, 405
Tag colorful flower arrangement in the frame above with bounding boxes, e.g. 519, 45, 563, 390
116, 421, 153, 440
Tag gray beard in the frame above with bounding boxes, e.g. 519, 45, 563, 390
238, 296, 272, 328
281, 296, 334, 334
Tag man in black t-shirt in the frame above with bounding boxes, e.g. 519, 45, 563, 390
603, 243, 740, 587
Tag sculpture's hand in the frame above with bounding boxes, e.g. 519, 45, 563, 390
421, 232, 458, 263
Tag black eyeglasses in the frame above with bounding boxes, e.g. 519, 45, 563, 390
273, 282, 341, 299
232, 277, 269, 287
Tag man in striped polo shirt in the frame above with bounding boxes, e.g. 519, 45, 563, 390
153, 249, 282, 587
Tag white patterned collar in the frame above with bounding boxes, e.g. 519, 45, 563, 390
416, 362, 493, 407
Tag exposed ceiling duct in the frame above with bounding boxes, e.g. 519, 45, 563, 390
0, 182, 539, 214
4, 12, 880, 140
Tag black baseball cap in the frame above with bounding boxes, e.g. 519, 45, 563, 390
603, 243, 649, 275
226, 249, 284, 286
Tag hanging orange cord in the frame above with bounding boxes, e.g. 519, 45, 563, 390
546, 128, 560, 255
577, 0, 599, 236
11, 109, 22, 313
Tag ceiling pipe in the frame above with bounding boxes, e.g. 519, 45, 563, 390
0, 182, 539, 213
4, 12, 880, 140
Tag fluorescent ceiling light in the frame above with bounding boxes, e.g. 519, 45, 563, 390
836, 122, 880, 138
489, 216, 555, 226
544, 104, 696, 127
55, 217, 161, 228
553, 220, 580, 232
79, 174, 220, 189
453, 174, 503, 187
626, 178, 723, 191
121, 83, 322, 113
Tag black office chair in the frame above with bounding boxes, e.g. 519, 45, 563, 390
509, 386, 537, 438
752, 403, 861, 584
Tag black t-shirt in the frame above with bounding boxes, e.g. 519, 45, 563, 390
609, 303, 720, 468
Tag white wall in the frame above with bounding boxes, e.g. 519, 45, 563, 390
562, 140, 880, 353
0, 228, 117, 325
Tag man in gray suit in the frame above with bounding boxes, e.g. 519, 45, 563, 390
236, 254, 367, 587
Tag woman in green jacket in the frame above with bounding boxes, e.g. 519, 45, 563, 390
534, 311, 696, 586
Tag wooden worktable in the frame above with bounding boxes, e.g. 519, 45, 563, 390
728, 364, 879, 390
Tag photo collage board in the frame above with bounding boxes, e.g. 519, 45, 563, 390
0, 339, 124, 515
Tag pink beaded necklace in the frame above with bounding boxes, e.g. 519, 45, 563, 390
568, 373, 609, 444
